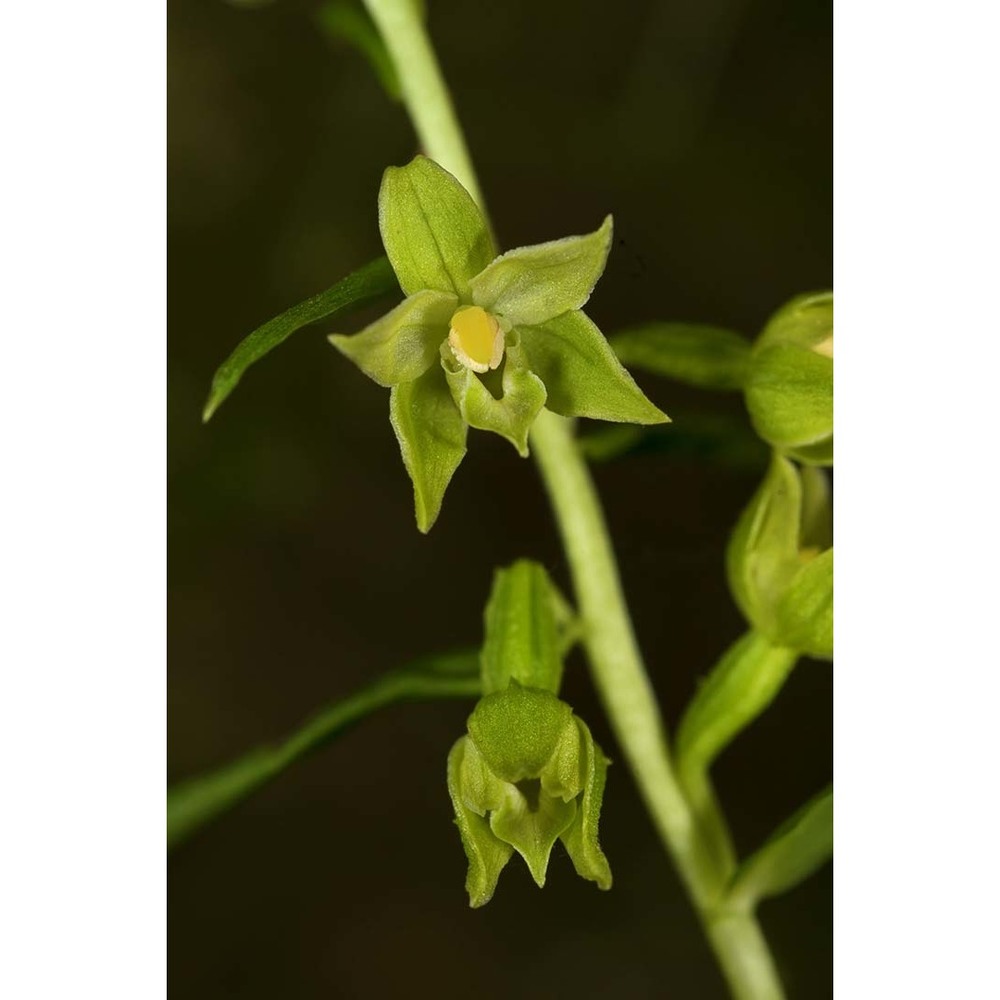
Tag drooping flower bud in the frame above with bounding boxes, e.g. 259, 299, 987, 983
727, 453, 833, 658
744, 292, 833, 466
447, 683, 612, 907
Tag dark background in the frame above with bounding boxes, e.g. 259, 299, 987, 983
168, 0, 832, 996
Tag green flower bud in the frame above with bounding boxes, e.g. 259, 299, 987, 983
727, 454, 833, 658
744, 292, 833, 465
447, 683, 612, 907
330, 155, 667, 532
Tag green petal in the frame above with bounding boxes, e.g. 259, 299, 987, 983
560, 719, 612, 890
329, 289, 456, 386
389, 364, 467, 533
442, 332, 547, 456
469, 216, 613, 327
489, 781, 578, 888
447, 738, 514, 908
379, 155, 496, 299
518, 310, 668, 425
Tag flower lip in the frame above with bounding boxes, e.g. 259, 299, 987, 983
448, 305, 504, 374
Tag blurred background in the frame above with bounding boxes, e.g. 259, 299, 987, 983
168, 0, 831, 995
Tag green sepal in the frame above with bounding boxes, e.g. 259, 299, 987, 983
727, 454, 803, 633
379, 155, 496, 299
756, 291, 833, 352
728, 785, 833, 911
447, 737, 514, 908
480, 560, 568, 696
442, 333, 547, 456
489, 778, 578, 887
469, 216, 614, 328
389, 364, 467, 533
727, 454, 833, 652
329, 288, 455, 386
467, 684, 572, 784
518, 310, 668, 425
774, 548, 833, 659
745, 343, 833, 463
560, 719, 612, 889
609, 322, 752, 391
746, 291, 833, 464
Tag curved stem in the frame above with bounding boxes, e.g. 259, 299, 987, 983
362, 0, 486, 214
530, 411, 785, 1000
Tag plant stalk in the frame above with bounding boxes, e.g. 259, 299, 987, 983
362, 0, 486, 213
364, 3, 785, 995
529, 411, 784, 1000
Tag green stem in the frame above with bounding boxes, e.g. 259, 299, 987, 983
530, 411, 784, 1000
362, 0, 486, 213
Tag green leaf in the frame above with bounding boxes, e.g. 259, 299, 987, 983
203, 256, 397, 421
447, 737, 514, 907
469, 216, 613, 327
518, 310, 668, 425
745, 343, 833, 461
467, 685, 573, 785
609, 323, 751, 391
316, 1, 401, 100
728, 786, 833, 910
675, 631, 798, 775
329, 288, 455, 386
389, 364, 468, 533
480, 560, 569, 696
168, 649, 480, 850
577, 411, 768, 470
560, 719, 613, 890
775, 548, 833, 659
379, 155, 496, 299
442, 333, 547, 456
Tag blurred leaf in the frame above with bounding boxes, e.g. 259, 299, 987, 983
203, 256, 397, 421
675, 630, 798, 775
389, 363, 468, 533
379, 156, 496, 298
480, 560, 571, 695
317, 1, 401, 101
469, 216, 613, 328
745, 343, 833, 463
168, 649, 479, 850
577, 410, 767, 468
728, 786, 833, 909
610, 323, 751, 391
518, 310, 668, 425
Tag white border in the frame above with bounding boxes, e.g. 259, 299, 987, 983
1, 2, 166, 996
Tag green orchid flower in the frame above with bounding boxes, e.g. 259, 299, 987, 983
330, 155, 667, 532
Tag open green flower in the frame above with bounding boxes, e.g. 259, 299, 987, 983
330, 155, 667, 531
